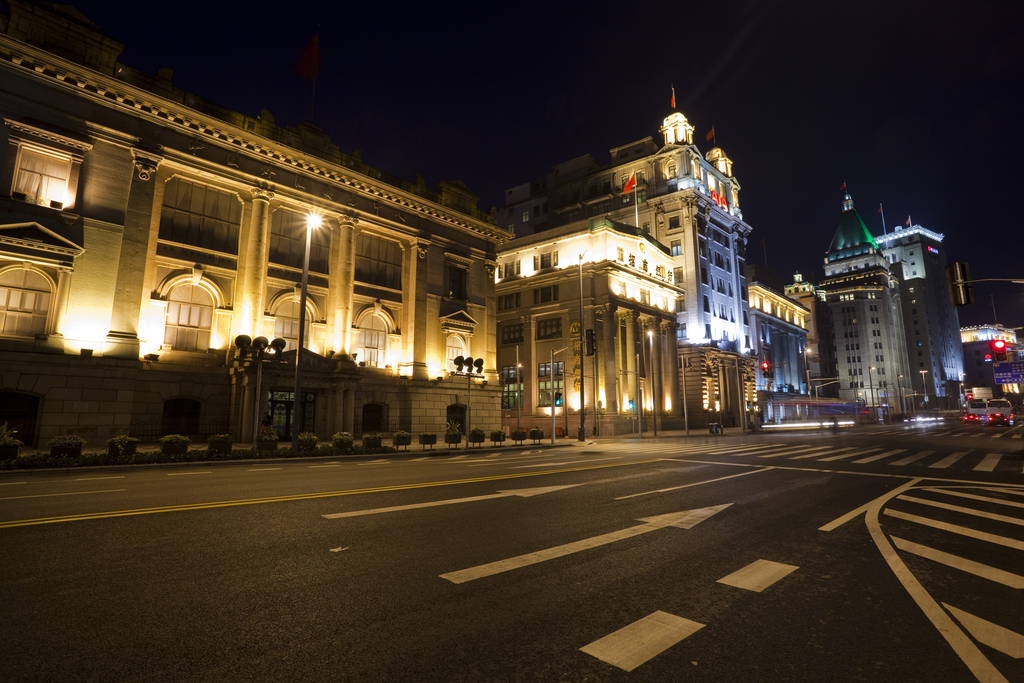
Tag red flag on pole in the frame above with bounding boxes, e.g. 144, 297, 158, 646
670, 85, 676, 109
623, 171, 637, 196
297, 31, 321, 79
906, 216, 911, 226
839, 181, 847, 191
878, 204, 882, 213
706, 126, 715, 142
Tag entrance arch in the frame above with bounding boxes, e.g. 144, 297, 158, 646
361, 403, 385, 435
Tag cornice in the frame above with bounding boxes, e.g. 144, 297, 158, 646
0, 36, 509, 244
3, 118, 92, 152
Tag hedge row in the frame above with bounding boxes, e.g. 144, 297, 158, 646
0, 444, 399, 470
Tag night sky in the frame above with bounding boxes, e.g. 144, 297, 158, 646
67, 0, 1024, 329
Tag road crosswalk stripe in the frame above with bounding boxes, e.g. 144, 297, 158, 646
716, 559, 798, 592
790, 447, 857, 459
943, 604, 1024, 659
757, 446, 833, 459
974, 454, 1003, 472
969, 433, 985, 438
704, 444, 787, 455
818, 447, 882, 462
890, 536, 1024, 589
852, 449, 907, 464
889, 450, 934, 466
579, 611, 705, 672
896, 494, 1024, 527
929, 452, 969, 469
883, 509, 1024, 550
926, 488, 1024, 510
1013, 434, 1022, 439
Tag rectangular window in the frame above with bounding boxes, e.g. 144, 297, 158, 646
540, 252, 551, 269
701, 266, 708, 285
501, 323, 524, 344
669, 216, 680, 230
703, 295, 710, 312
162, 177, 244, 257
522, 211, 530, 223
354, 233, 403, 289
671, 240, 683, 256
640, 289, 650, 305
616, 246, 624, 262
536, 317, 562, 340
14, 147, 71, 208
534, 285, 559, 304
675, 296, 686, 313
673, 267, 683, 283
447, 265, 468, 300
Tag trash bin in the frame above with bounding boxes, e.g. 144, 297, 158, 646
709, 422, 722, 434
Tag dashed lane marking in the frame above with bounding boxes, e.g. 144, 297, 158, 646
615, 467, 772, 500
974, 453, 1003, 472
167, 471, 211, 476
891, 536, 1024, 589
0, 488, 125, 501
790, 447, 857, 459
579, 611, 705, 672
247, 468, 281, 471
818, 447, 883, 462
853, 449, 907, 464
756, 446, 832, 459
929, 452, 969, 469
716, 559, 799, 592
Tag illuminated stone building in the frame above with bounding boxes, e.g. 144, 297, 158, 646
497, 112, 756, 433
961, 325, 1021, 398
819, 190, 911, 417
785, 272, 839, 398
876, 223, 963, 409
0, 2, 507, 447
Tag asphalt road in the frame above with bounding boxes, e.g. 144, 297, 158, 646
2, 420, 1023, 682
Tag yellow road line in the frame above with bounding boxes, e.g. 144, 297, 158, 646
0, 459, 661, 529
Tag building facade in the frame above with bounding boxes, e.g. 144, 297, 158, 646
0, 2, 507, 447
876, 223, 964, 409
746, 275, 810, 423
785, 272, 839, 398
961, 325, 1022, 399
497, 112, 757, 431
819, 191, 911, 417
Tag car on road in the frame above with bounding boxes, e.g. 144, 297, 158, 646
986, 398, 1013, 426
966, 400, 988, 422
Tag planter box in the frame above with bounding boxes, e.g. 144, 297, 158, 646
50, 446, 82, 458
394, 435, 411, 450
418, 434, 437, 450
298, 442, 318, 451
444, 434, 461, 448
468, 435, 485, 447
529, 431, 544, 443
362, 436, 382, 449
107, 443, 138, 458
161, 443, 188, 456
256, 441, 278, 452
333, 439, 354, 450
510, 431, 527, 444
208, 442, 232, 455
490, 437, 505, 447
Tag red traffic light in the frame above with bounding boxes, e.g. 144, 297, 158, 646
992, 339, 1008, 361
761, 361, 770, 371
993, 339, 1006, 350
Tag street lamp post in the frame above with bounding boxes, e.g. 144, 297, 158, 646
919, 370, 928, 414
515, 346, 522, 433
291, 213, 319, 451
897, 374, 905, 418
577, 252, 587, 441
868, 366, 878, 423
551, 346, 568, 445
803, 347, 813, 420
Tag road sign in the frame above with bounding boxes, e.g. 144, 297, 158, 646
993, 361, 1024, 384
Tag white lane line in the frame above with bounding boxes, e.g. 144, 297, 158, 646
883, 509, 1024, 550
446, 455, 469, 460
705, 444, 789, 455
323, 484, 581, 519
248, 467, 281, 471
929, 452, 969, 469
440, 505, 732, 584
309, 464, 340, 468
356, 459, 389, 465
973, 453, 1003, 472
990, 433, 1005, 439
891, 536, 1024, 589
167, 471, 211, 476
853, 449, 907, 464
0, 488, 125, 501
757, 446, 832, 459
896, 494, 1024, 527
511, 456, 621, 468
818, 478, 923, 532
889, 451, 934, 466
0, 482, 27, 486
969, 433, 985, 438
944, 604, 1024, 659
75, 476, 125, 481
615, 468, 772, 500
818, 447, 882, 462
790, 447, 857, 460
412, 456, 433, 461
716, 559, 798, 592
925, 488, 1024, 509
579, 611, 705, 672
1012, 434, 1021, 439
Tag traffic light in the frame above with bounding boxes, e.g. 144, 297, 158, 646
946, 262, 974, 306
554, 392, 563, 406
585, 329, 596, 356
992, 339, 1008, 362
761, 360, 771, 374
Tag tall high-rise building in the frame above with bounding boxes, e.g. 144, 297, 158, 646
496, 112, 757, 432
785, 272, 839, 398
876, 224, 963, 408
819, 190, 911, 416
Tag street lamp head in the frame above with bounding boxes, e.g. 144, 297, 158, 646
306, 213, 322, 229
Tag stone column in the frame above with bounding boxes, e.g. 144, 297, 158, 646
105, 150, 162, 358
407, 239, 429, 379
236, 186, 273, 339
662, 320, 679, 414
333, 215, 358, 356
625, 310, 638, 411
50, 267, 72, 337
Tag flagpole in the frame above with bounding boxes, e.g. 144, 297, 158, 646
634, 181, 639, 229
879, 203, 887, 235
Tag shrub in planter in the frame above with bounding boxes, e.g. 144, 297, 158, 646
256, 426, 279, 451
207, 434, 233, 456
0, 422, 23, 460
468, 428, 485, 446
332, 432, 354, 451
393, 430, 412, 449
418, 432, 437, 449
362, 433, 382, 449
528, 426, 544, 443
510, 428, 527, 443
106, 434, 139, 460
298, 431, 319, 450
490, 429, 506, 446
444, 420, 462, 448
159, 433, 190, 456
49, 433, 86, 458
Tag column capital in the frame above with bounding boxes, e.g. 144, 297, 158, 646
131, 149, 163, 181
250, 185, 275, 202
337, 209, 360, 227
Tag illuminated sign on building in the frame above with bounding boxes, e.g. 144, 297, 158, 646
710, 190, 729, 211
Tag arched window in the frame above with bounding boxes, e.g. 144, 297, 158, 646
446, 334, 464, 372
358, 315, 388, 367
164, 285, 213, 351
0, 269, 51, 337
274, 300, 310, 352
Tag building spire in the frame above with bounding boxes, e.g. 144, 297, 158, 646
840, 182, 854, 212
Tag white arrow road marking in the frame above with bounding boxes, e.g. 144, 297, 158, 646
717, 559, 799, 592
944, 604, 1024, 659
440, 504, 732, 584
580, 611, 705, 672
322, 484, 581, 519
891, 536, 1024, 589
329, 547, 349, 553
